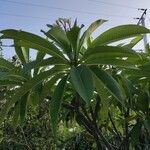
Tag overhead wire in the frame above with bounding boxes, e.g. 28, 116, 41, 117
0, 0, 135, 19
87, 0, 139, 10
0, 12, 50, 20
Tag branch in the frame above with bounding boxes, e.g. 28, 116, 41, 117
19, 126, 32, 150
108, 112, 122, 141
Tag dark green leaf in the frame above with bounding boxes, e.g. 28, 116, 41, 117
50, 75, 68, 136
0, 66, 65, 124
0, 58, 15, 70
91, 66, 125, 105
28, 91, 40, 108
70, 65, 94, 104
40, 73, 64, 102
0, 80, 21, 86
130, 122, 142, 145
12, 102, 20, 127
93, 75, 110, 120
20, 93, 29, 123
33, 51, 46, 76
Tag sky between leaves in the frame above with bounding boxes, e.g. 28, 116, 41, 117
1, 0, 150, 58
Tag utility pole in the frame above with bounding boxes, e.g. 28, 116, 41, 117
0, 41, 3, 58
134, 9, 148, 50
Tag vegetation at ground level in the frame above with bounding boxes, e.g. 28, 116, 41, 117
0, 18, 149, 149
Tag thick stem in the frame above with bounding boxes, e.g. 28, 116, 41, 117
75, 107, 114, 150
63, 94, 115, 150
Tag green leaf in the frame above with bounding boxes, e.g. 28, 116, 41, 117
85, 58, 141, 69
0, 66, 65, 124
70, 65, 94, 104
0, 80, 21, 86
136, 92, 149, 113
14, 39, 30, 64
91, 66, 125, 105
12, 102, 20, 127
66, 25, 81, 59
24, 57, 68, 71
79, 19, 107, 49
50, 75, 68, 136
28, 91, 40, 108
0, 29, 66, 60
40, 73, 64, 102
144, 120, 150, 131
42, 26, 71, 54
123, 35, 143, 49
117, 76, 134, 99
83, 46, 140, 60
93, 75, 110, 120
82, 46, 142, 68
22, 47, 30, 63
124, 67, 150, 78
14, 40, 26, 64
20, 93, 29, 123
130, 122, 142, 145
0, 57, 15, 70
0, 71, 27, 82
92, 25, 150, 46
33, 51, 46, 76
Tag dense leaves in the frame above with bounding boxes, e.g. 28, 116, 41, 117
0, 18, 150, 149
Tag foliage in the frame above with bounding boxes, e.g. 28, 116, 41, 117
0, 18, 150, 149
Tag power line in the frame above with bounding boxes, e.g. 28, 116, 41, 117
0, 0, 134, 19
0, 12, 135, 26
88, 0, 138, 10
0, 12, 50, 20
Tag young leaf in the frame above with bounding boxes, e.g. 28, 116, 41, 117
70, 65, 94, 104
79, 19, 107, 49
50, 75, 68, 136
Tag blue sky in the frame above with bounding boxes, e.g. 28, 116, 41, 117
1, 0, 150, 58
